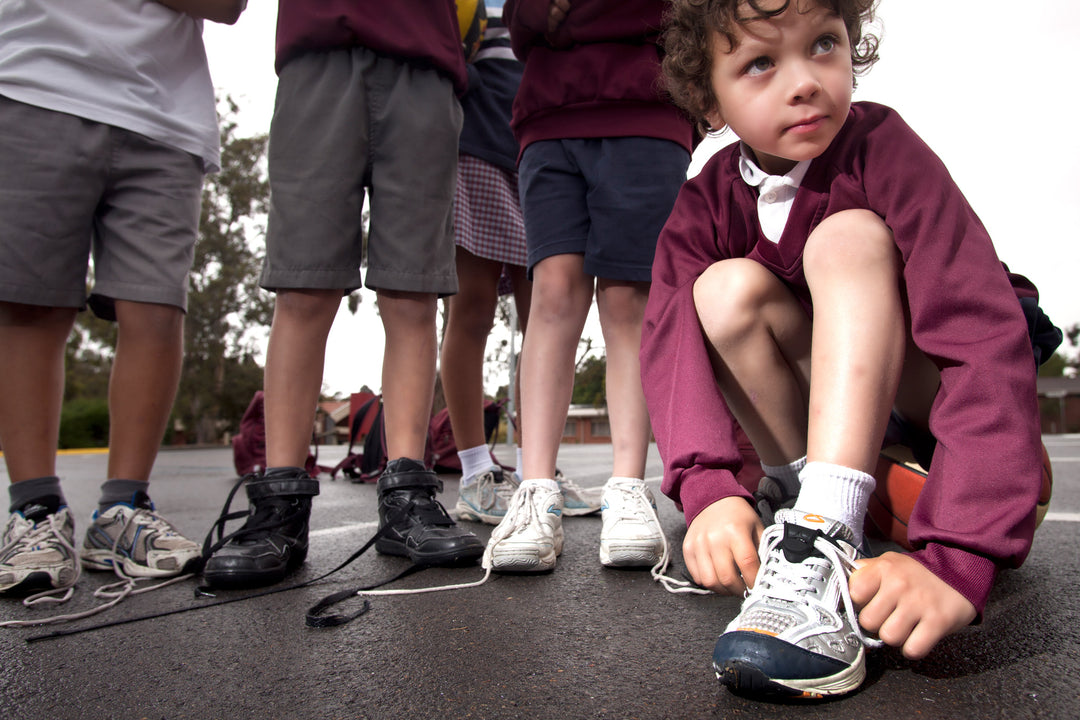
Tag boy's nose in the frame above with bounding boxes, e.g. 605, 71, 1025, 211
789, 65, 821, 102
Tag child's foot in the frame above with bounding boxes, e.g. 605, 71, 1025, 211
554, 472, 603, 516
0, 497, 79, 595
201, 468, 320, 588
81, 493, 201, 577
375, 459, 485, 565
598, 478, 664, 568
454, 467, 519, 525
712, 509, 878, 699
483, 480, 563, 572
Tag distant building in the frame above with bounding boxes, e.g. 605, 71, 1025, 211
562, 405, 611, 444
1038, 376, 1080, 434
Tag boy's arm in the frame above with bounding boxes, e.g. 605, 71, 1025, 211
858, 105, 1042, 616
641, 173, 752, 531
154, 0, 247, 25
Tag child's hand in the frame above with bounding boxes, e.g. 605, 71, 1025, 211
547, 0, 571, 34
849, 552, 977, 660
683, 496, 763, 595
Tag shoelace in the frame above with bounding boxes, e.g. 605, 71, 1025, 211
745, 523, 882, 649
0, 512, 81, 607
0, 507, 193, 628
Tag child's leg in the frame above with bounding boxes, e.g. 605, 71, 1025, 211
519, 253, 593, 480
378, 288, 439, 461
263, 288, 341, 468
0, 302, 76, 483
693, 258, 812, 465
440, 248, 505, 455
105, 300, 183, 482
595, 279, 651, 479
802, 209, 905, 474
507, 263, 532, 443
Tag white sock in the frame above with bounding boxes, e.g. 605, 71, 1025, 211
760, 456, 806, 497
515, 446, 524, 476
458, 445, 492, 486
794, 461, 875, 544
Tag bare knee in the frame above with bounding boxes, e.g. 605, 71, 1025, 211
693, 258, 781, 349
803, 209, 898, 283
596, 280, 648, 329
273, 288, 342, 326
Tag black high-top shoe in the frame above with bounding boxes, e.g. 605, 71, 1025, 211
376, 458, 484, 565
202, 468, 319, 589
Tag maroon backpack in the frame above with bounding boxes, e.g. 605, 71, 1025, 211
428, 399, 510, 473
232, 391, 322, 477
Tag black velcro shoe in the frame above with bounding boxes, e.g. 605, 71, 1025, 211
375, 458, 484, 566
202, 468, 319, 589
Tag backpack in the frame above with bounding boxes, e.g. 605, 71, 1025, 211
231, 391, 323, 478
330, 394, 391, 482
428, 398, 509, 473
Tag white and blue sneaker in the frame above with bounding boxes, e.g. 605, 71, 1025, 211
483, 480, 563, 572
555, 471, 603, 516
712, 509, 880, 699
0, 497, 79, 597
599, 478, 664, 567
81, 496, 201, 578
454, 467, 520, 525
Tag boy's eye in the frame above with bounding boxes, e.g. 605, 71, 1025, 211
812, 35, 837, 55
744, 56, 773, 76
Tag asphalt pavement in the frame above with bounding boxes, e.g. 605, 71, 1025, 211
1, 437, 1077, 720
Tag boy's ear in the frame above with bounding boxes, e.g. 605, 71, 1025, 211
703, 107, 725, 133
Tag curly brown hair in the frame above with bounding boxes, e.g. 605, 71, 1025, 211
662, 0, 880, 134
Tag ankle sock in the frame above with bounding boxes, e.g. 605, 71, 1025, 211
760, 456, 805, 498
794, 462, 875, 544
515, 447, 524, 476
97, 478, 151, 513
8, 475, 65, 514
458, 445, 492, 485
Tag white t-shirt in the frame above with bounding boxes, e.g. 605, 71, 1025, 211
0, 0, 220, 172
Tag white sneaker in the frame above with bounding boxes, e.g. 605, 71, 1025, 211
712, 509, 879, 698
454, 467, 520, 525
555, 471, 603, 516
599, 478, 664, 568
483, 481, 563, 572
81, 500, 201, 578
0, 502, 79, 596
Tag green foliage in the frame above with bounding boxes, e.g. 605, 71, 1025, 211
59, 398, 110, 449
571, 355, 606, 406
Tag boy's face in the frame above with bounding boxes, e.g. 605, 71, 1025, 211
705, 0, 854, 175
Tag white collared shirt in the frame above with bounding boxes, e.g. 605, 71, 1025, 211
738, 146, 810, 243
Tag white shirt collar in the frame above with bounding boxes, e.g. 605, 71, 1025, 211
738, 145, 810, 243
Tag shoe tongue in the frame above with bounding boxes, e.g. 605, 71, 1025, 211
18, 494, 63, 522
129, 490, 154, 510
774, 508, 854, 563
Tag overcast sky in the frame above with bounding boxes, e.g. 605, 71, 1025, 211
203, 1, 1080, 397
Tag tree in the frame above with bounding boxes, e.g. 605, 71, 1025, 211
173, 97, 274, 443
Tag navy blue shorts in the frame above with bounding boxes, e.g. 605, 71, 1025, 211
517, 137, 689, 282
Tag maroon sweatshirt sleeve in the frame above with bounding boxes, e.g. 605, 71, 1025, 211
641, 150, 756, 525
846, 105, 1042, 614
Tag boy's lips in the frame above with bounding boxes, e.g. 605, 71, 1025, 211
785, 115, 827, 133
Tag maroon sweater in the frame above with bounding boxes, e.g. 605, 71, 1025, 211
504, 0, 692, 156
274, 0, 468, 94
641, 102, 1042, 615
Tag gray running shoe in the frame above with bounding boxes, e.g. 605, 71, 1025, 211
81, 494, 200, 577
0, 497, 79, 595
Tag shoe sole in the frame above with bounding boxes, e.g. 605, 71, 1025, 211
714, 653, 866, 699
561, 504, 601, 517
600, 544, 662, 568
375, 538, 485, 566
0, 568, 77, 595
453, 501, 504, 526
81, 548, 201, 578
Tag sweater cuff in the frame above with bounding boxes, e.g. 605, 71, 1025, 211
677, 468, 753, 527
908, 543, 1000, 620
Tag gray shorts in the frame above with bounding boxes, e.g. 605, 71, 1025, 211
262, 48, 462, 295
0, 95, 203, 320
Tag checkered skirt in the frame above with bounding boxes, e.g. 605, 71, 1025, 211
454, 154, 527, 267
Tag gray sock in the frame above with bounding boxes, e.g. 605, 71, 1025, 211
98, 478, 151, 513
8, 475, 65, 513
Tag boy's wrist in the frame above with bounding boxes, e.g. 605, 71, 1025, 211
907, 543, 999, 621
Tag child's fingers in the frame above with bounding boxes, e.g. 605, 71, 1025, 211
848, 557, 883, 607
